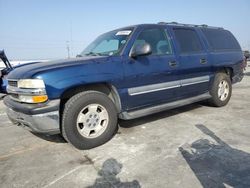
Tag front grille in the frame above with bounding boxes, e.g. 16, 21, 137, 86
8, 80, 18, 87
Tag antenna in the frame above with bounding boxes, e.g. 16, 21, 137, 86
66, 41, 70, 59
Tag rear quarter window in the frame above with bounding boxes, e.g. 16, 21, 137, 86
173, 28, 203, 54
202, 29, 241, 51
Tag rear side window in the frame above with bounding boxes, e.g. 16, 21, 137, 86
173, 28, 203, 53
202, 29, 241, 51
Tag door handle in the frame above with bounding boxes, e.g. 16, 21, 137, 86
169, 61, 177, 67
200, 58, 207, 64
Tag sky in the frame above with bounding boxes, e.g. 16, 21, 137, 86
0, 0, 250, 60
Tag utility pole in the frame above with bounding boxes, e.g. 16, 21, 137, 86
66, 22, 73, 59
66, 41, 70, 59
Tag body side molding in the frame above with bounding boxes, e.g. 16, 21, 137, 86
128, 76, 210, 96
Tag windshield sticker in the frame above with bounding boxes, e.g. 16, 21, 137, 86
116, 30, 132, 36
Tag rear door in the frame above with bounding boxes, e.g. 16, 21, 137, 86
170, 27, 212, 98
122, 26, 180, 110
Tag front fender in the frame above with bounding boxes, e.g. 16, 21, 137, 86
34, 59, 124, 100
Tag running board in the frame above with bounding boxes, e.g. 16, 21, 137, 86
119, 93, 211, 120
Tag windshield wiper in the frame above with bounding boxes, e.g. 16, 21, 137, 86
76, 54, 83, 58
84, 52, 101, 56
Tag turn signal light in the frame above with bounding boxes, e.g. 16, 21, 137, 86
32, 95, 48, 103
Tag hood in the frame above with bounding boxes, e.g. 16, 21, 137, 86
7, 56, 108, 79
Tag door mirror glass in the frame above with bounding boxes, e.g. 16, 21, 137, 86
130, 42, 152, 58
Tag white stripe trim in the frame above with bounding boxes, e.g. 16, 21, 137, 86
181, 79, 210, 87
130, 85, 180, 96
180, 75, 210, 86
128, 75, 210, 96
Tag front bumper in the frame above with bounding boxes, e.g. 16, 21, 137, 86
4, 96, 60, 134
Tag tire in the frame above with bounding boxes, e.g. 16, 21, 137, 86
208, 72, 232, 107
62, 91, 118, 150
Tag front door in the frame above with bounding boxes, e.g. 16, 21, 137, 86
123, 27, 180, 111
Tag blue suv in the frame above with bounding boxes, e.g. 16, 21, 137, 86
4, 22, 245, 149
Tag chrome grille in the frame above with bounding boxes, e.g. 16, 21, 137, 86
8, 80, 18, 87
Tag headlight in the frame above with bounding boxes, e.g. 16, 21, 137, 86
8, 79, 48, 103
18, 79, 45, 89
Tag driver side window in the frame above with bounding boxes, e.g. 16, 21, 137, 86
133, 28, 172, 55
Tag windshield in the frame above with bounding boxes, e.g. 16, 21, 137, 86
80, 28, 133, 56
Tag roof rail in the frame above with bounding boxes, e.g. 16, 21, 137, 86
157, 22, 223, 29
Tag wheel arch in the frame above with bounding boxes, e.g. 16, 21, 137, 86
59, 83, 122, 127
216, 66, 234, 80
60, 83, 122, 112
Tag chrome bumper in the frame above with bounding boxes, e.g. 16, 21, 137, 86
4, 95, 61, 135
6, 107, 60, 134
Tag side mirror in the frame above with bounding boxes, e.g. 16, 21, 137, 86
244, 50, 250, 59
130, 43, 152, 58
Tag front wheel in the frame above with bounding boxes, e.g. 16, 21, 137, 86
208, 72, 232, 107
62, 91, 118, 150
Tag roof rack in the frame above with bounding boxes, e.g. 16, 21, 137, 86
157, 22, 223, 29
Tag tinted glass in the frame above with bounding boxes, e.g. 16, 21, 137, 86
93, 40, 119, 53
202, 29, 241, 51
81, 28, 133, 56
173, 28, 203, 53
134, 28, 172, 55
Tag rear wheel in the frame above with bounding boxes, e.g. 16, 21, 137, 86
208, 72, 232, 107
62, 91, 118, 149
